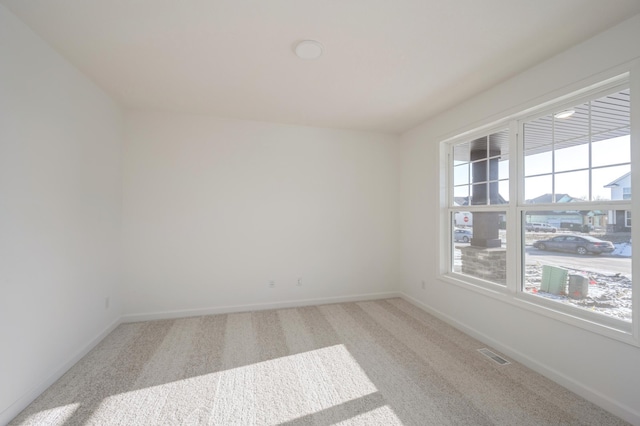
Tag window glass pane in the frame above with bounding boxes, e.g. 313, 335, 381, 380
453, 142, 470, 165
470, 158, 488, 183
525, 175, 552, 203
452, 211, 507, 286
488, 129, 509, 154
523, 210, 632, 322
592, 135, 630, 168
498, 180, 509, 204
524, 116, 552, 176
453, 185, 469, 206
555, 170, 589, 201
554, 141, 588, 173
591, 88, 630, 149
487, 155, 508, 182
470, 137, 488, 161
470, 183, 487, 205
453, 163, 470, 186
498, 158, 509, 180
487, 181, 506, 205
524, 150, 552, 177
593, 165, 631, 201
554, 103, 589, 145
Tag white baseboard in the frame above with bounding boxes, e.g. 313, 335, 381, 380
121, 291, 402, 323
399, 292, 640, 426
0, 317, 122, 426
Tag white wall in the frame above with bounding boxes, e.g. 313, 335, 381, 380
400, 14, 640, 424
0, 5, 123, 423
122, 112, 400, 318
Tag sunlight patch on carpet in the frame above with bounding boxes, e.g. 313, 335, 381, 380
90, 344, 379, 424
23, 403, 79, 425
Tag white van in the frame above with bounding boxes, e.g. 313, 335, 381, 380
526, 222, 557, 233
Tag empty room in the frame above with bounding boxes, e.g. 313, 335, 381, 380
1, 1, 639, 425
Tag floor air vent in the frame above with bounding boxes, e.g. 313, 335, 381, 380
477, 348, 510, 365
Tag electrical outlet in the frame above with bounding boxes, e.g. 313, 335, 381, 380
269, 280, 275, 288
297, 278, 302, 286
421, 280, 426, 290
105, 297, 110, 310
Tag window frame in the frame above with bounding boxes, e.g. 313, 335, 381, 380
446, 124, 515, 291
441, 72, 638, 346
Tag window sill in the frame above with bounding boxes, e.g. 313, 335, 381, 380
440, 272, 638, 347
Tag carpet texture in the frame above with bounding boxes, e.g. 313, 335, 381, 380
10, 298, 628, 425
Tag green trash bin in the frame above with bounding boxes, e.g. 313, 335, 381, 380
541, 265, 568, 295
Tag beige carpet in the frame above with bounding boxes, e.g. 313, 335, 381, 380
10, 298, 627, 425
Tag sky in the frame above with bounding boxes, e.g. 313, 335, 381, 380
453, 135, 631, 203
524, 135, 630, 201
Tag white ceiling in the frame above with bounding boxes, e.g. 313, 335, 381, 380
3, 1, 640, 134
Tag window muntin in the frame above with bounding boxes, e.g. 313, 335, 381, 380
451, 129, 510, 206
523, 89, 631, 203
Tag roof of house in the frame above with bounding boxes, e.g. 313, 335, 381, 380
525, 193, 585, 204
604, 172, 631, 188
453, 194, 507, 206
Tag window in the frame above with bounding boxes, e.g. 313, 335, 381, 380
521, 87, 632, 325
446, 78, 634, 336
449, 129, 509, 286
523, 89, 631, 203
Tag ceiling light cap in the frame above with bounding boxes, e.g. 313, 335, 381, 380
554, 109, 575, 119
294, 40, 324, 60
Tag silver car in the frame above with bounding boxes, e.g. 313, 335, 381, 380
533, 234, 614, 255
454, 228, 473, 243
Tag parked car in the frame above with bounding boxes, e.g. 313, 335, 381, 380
454, 228, 473, 243
532, 234, 615, 255
526, 222, 557, 233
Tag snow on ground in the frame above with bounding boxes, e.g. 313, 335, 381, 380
611, 242, 632, 257
453, 241, 633, 323
524, 265, 632, 322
